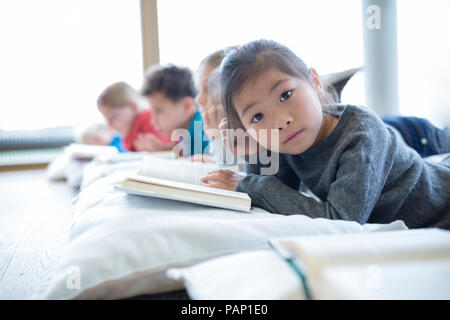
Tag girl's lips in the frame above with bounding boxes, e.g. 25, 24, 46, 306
283, 129, 303, 143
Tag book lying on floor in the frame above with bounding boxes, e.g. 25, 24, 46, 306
64, 143, 118, 161
269, 228, 450, 299
115, 156, 251, 212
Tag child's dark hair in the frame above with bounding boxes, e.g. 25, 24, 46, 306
219, 39, 338, 130
141, 64, 197, 102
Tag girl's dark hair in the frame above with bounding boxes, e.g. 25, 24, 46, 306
219, 39, 337, 130
141, 64, 197, 102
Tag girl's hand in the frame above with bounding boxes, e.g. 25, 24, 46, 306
200, 169, 244, 191
219, 117, 259, 156
201, 104, 225, 140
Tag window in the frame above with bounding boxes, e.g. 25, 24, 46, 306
2, 1, 448, 131
157, 0, 363, 75
397, 0, 450, 127
158, 0, 450, 128
0, 0, 144, 131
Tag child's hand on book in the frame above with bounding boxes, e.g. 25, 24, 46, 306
201, 105, 225, 140
200, 169, 244, 191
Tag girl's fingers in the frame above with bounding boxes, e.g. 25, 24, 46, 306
207, 169, 236, 177
200, 170, 234, 183
206, 182, 230, 190
200, 173, 223, 183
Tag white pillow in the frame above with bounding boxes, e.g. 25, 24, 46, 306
46, 154, 86, 188
80, 151, 174, 190
79, 159, 141, 190
167, 249, 305, 300
167, 249, 450, 300
42, 171, 407, 300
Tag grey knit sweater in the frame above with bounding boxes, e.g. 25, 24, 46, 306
236, 104, 450, 229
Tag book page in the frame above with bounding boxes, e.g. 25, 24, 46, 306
137, 156, 239, 186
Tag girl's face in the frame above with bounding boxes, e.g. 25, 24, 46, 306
233, 68, 326, 154
98, 103, 137, 136
195, 63, 216, 111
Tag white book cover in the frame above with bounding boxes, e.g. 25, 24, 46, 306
115, 156, 251, 212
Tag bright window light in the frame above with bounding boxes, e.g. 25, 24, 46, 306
1, 1, 448, 131
158, 0, 450, 128
0, 0, 144, 131
397, 0, 450, 127
157, 0, 363, 75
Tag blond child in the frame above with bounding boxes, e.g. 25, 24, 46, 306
97, 81, 172, 152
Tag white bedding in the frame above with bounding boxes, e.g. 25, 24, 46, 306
42, 158, 407, 299
167, 247, 450, 300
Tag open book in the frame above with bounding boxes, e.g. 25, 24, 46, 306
269, 229, 450, 299
115, 156, 251, 212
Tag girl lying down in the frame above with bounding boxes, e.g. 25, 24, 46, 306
201, 39, 450, 229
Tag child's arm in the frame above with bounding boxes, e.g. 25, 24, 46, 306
236, 132, 398, 224
243, 153, 300, 191
201, 153, 301, 192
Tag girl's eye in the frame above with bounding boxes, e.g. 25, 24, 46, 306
251, 113, 264, 123
280, 90, 292, 102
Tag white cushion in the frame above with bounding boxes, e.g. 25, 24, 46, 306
167, 249, 305, 300
46, 154, 86, 188
43, 171, 407, 299
167, 249, 450, 300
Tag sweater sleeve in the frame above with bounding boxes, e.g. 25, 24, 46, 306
241, 153, 300, 191
236, 132, 394, 224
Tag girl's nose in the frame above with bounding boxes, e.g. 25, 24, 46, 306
278, 114, 293, 130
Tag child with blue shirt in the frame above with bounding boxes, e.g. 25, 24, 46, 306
141, 64, 209, 157
201, 39, 450, 229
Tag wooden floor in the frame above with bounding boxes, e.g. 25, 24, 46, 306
0, 166, 76, 299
